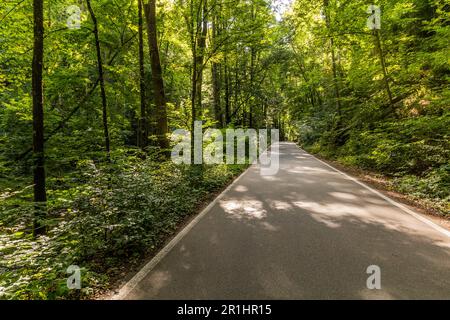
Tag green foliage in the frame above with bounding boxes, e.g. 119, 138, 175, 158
1, 0, 275, 299
0, 153, 246, 299
283, 0, 449, 214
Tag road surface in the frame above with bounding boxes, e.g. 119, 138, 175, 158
116, 142, 450, 299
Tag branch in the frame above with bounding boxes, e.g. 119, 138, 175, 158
0, 0, 27, 25
16, 32, 138, 160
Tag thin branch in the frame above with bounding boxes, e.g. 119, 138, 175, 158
0, 0, 27, 25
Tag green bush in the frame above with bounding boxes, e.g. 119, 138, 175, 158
303, 113, 449, 215
0, 154, 246, 299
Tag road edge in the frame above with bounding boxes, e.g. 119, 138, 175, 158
302, 148, 450, 238
111, 163, 253, 300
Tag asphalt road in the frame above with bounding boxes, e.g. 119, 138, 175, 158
117, 142, 450, 299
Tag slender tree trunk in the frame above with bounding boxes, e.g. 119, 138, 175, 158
86, 0, 111, 160
211, 4, 222, 127
374, 29, 394, 113
234, 57, 239, 120
330, 39, 341, 115
249, 47, 256, 128
323, 0, 341, 117
323, 0, 345, 147
144, 0, 169, 150
249, 4, 256, 128
195, 0, 208, 117
191, 49, 197, 164
138, 0, 148, 150
263, 99, 268, 128
224, 57, 230, 125
212, 63, 221, 126
189, 0, 208, 164
32, 0, 47, 237
190, 0, 208, 127
190, 20, 197, 162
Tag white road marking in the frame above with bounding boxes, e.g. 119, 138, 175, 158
304, 148, 450, 238
112, 165, 251, 300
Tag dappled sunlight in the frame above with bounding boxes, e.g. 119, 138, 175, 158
310, 214, 342, 228
234, 185, 248, 192
329, 192, 359, 201
291, 199, 398, 232
288, 199, 450, 249
260, 175, 281, 182
284, 165, 333, 174
271, 175, 317, 184
220, 199, 267, 220
268, 200, 293, 211
292, 200, 366, 216
294, 156, 311, 160
358, 288, 397, 300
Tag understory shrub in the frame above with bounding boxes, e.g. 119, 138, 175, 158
0, 154, 246, 299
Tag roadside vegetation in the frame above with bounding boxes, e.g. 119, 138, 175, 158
285, 0, 449, 216
1, 153, 246, 299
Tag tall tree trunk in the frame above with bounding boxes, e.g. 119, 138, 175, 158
373, 29, 394, 113
323, 0, 345, 147
189, 0, 208, 164
138, 0, 148, 150
249, 47, 256, 128
195, 0, 208, 117
323, 0, 341, 117
221, 2, 230, 126
190, 0, 208, 131
233, 57, 239, 121
144, 0, 169, 150
330, 38, 341, 115
224, 56, 230, 125
86, 0, 111, 160
249, 4, 256, 128
190, 42, 197, 164
32, 0, 47, 237
263, 99, 268, 128
211, 3, 222, 127
212, 63, 221, 126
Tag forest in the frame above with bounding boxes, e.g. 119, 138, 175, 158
0, 0, 449, 299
